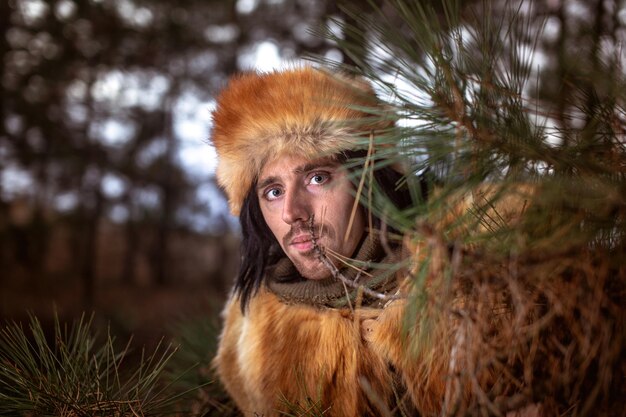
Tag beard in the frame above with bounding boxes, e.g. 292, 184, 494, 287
282, 221, 334, 250
282, 221, 335, 280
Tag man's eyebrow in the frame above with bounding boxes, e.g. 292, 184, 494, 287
294, 160, 339, 174
256, 176, 279, 192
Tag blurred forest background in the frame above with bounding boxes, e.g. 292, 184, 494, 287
1, 0, 625, 415
1, 0, 624, 383
0, 0, 370, 343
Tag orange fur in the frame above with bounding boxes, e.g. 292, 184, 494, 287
214, 286, 450, 417
211, 67, 386, 215
370, 298, 451, 416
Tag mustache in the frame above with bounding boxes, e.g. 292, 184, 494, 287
283, 222, 333, 246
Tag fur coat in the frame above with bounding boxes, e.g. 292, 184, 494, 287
214, 284, 448, 417
212, 184, 535, 417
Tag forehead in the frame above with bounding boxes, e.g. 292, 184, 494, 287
258, 154, 339, 180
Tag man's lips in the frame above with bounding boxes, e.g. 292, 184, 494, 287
289, 235, 315, 251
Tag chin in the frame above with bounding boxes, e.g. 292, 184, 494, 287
292, 258, 331, 280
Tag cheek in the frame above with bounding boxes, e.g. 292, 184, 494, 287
335, 193, 357, 222
324, 194, 359, 233
261, 206, 284, 240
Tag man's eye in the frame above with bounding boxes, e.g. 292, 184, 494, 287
264, 188, 283, 200
309, 173, 329, 185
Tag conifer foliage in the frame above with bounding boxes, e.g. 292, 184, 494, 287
0, 314, 179, 416
321, 0, 625, 415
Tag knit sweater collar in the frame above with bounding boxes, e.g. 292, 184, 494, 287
265, 233, 400, 308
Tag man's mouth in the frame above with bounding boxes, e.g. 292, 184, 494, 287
289, 235, 315, 252
285, 223, 331, 254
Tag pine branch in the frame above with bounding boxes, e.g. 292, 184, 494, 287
307, 215, 400, 303
0, 312, 204, 416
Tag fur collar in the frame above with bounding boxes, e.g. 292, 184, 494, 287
265, 233, 401, 308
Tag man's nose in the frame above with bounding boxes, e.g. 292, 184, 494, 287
281, 188, 311, 224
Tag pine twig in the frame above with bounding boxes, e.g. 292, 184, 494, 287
307, 216, 399, 302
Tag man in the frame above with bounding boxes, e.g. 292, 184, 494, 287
211, 67, 444, 416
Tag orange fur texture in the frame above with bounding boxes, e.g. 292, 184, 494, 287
214, 288, 448, 416
211, 67, 385, 215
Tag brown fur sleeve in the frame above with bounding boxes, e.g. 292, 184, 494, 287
368, 184, 536, 415
367, 297, 450, 415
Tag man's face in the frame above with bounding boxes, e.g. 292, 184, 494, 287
257, 154, 366, 280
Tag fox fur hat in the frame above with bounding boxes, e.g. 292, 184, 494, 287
211, 67, 387, 215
